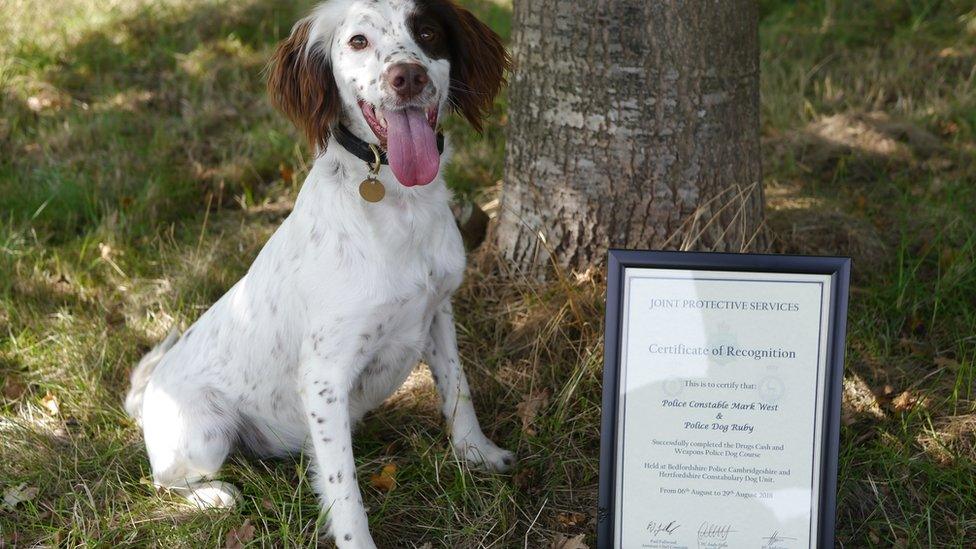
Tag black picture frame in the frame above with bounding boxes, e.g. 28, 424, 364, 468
597, 249, 851, 549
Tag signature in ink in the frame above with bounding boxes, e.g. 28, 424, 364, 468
697, 521, 736, 542
646, 520, 681, 537
762, 530, 798, 548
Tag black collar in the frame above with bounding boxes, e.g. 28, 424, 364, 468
333, 124, 445, 166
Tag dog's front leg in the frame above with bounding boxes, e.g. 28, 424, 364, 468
302, 357, 375, 549
424, 301, 515, 472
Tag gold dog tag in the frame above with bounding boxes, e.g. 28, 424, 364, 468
359, 178, 385, 203
358, 144, 385, 203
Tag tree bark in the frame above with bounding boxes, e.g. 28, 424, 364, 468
497, 0, 766, 275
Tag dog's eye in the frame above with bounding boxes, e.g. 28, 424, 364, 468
419, 28, 437, 42
349, 35, 369, 50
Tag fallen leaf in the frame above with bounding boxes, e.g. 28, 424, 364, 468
556, 511, 587, 528
934, 356, 961, 370
40, 391, 59, 415
551, 533, 588, 549
2, 483, 39, 511
897, 337, 923, 355
574, 266, 598, 285
891, 391, 926, 413
224, 519, 256, 549
938, 120, 959, 136
26, 89, 69, 112
513, 466, 539, 494
938, 47, 961, 58
516, 388, 551, 436
49, 273, 71, 294
279, 163, 294, 184
370, 463, 397, 492
2, 377, 26, 400
105, 303, 126, 327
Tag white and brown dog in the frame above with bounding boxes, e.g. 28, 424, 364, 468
125, 1, 510, 546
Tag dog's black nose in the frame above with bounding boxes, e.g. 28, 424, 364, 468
386, 63, 429, 100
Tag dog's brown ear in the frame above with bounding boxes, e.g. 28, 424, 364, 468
445, 5, 510, 133
267, 20, 339, 152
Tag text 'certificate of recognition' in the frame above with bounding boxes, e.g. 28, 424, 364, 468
613, 268, 832, 549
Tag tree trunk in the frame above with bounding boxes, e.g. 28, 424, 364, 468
497, 0, 766, 275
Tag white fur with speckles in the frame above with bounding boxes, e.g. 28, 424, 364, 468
125, 2, 512, 548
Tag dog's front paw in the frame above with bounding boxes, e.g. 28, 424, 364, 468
178, 481, 242, 509
454, 436, 516, 472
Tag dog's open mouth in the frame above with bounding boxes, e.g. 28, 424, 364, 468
359, 101, 439, 188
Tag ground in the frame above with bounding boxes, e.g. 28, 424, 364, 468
0, 0, 974, 547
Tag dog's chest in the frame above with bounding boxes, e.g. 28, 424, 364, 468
283, 171, 465, 397
360, 250, 459, 353
296, 203, 464, 353
341, 249, 461, 414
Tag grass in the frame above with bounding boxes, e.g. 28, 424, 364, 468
1, 0, 974, 546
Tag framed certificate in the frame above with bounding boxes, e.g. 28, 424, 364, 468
598, 250, 850, 549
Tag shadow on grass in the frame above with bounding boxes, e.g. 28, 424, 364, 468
763, 103, 976, 544
772, 111, 943, 185
1, 0, 317, 241
0, 417, 262, 547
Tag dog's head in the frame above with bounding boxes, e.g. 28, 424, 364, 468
268, 0, 509, 187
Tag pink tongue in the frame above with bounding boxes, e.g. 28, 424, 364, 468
383, 107, 439, 187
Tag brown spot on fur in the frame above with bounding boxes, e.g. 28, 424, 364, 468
411, 0, 510, 132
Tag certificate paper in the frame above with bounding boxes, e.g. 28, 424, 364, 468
613, 268, 833, 549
